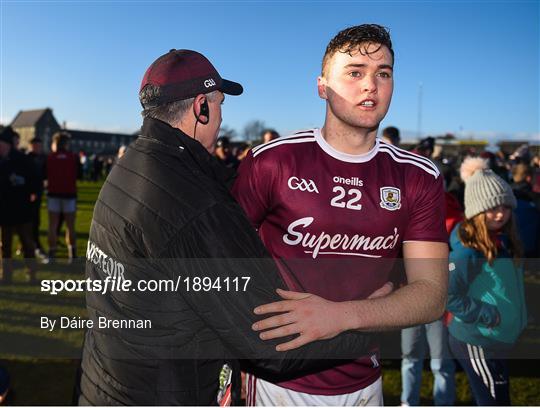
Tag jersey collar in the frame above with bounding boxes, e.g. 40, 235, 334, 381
314, 128, 379, 163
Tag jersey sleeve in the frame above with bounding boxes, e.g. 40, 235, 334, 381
231, 149, 277, 229
403, 171, 448, 242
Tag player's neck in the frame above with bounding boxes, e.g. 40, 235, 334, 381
321, 120, 378, 156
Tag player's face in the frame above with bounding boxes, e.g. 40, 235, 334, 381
318, 43, 393, 131
201, 92, 224, 154
485, 205, 511, 231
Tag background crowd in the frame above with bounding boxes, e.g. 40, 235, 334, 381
0, 124, 539, 405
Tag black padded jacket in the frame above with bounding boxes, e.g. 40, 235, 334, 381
78, 118, 373, 406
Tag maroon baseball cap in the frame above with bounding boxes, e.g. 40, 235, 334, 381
139, 49, 243, 108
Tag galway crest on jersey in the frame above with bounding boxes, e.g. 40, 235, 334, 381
379, 187, 401, 211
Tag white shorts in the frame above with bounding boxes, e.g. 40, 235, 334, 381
246, 375, 383, 406
47, 197, 76, 213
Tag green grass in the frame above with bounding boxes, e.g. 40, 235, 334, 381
1, 181, 539, 405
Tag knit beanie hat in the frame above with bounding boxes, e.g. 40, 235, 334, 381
460, 157, 517, 219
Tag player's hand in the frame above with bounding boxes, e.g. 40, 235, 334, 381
252, 289, 347, 351
252, 282, 394, 351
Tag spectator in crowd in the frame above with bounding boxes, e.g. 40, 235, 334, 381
0, 127, 38, 284
511, 163, 540, 257
79, 151, 90, 180
511, 163, 540, 208
413, 136, 435, 158
78, 48, 375, 406
381, 125, 400, 146
12, 132, 20, 151
26, 137, 47, 259
117, 145, 127, 160
509, 143, 530, 165
261, 128, 279, 144
234, 141, 251, 161
46, 131, 78, 262
480, 151, 509, 182
214, 136, 240, 170
90, 154, 103, 181
104, 156, 114, 175
447, 157, 527, 406
400, 137, 456, 407
532, 155, 540, 194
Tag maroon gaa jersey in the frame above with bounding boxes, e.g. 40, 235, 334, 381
232, 128, 447, 395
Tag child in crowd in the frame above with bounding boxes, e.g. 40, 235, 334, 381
447, 157, 527, 406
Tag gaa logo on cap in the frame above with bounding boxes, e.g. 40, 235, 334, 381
204, 78, 217, 88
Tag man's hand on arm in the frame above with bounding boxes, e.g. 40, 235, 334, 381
252, 281, 394, 351
252, 241, 448, 351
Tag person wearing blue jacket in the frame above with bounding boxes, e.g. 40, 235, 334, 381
447, 157, 527, 406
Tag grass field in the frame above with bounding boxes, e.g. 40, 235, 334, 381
0, 181, 539, 405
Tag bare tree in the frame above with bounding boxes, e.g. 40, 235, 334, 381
219, 125, 238, 140
242, 120, 266, 142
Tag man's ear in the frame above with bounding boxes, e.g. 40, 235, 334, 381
193, 94, 207, 117
317, 76, 328, 100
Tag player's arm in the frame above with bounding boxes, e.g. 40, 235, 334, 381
251, 242, 447, 350
348, 240, 448, 330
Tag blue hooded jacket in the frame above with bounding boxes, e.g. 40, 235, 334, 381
447, 223, 527, 348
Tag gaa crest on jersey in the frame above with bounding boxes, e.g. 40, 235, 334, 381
380, 187, 401, 211
287, 176, 319, 194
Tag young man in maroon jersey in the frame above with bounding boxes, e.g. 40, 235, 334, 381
232, 24, 448, 405
46, 131, 79, 262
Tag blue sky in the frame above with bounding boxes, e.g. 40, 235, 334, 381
1, 1, 539, 143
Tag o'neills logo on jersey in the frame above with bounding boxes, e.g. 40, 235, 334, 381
333, 176, 364, 187
283, 217, 400, 259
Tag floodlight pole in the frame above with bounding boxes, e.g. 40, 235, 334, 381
417, 82, 423, 139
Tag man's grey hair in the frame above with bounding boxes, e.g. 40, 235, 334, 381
140, 85, 219, 126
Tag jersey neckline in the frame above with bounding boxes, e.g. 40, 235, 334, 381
314, 128, 379, 163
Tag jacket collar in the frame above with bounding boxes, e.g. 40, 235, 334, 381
141, 117, 208, 159
140, 117, 236, 188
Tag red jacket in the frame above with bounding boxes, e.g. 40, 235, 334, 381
445, 192, 463, 234
443, 192, 463, 326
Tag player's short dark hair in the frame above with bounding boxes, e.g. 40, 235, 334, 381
322, 24, 394, 76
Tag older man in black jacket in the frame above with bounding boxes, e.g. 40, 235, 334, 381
78, 50, 384, 406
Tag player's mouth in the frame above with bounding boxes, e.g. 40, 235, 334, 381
358, 99, 377, 110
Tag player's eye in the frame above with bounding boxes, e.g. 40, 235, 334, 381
349, 71, 362, 78
378, 71, 392, 79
